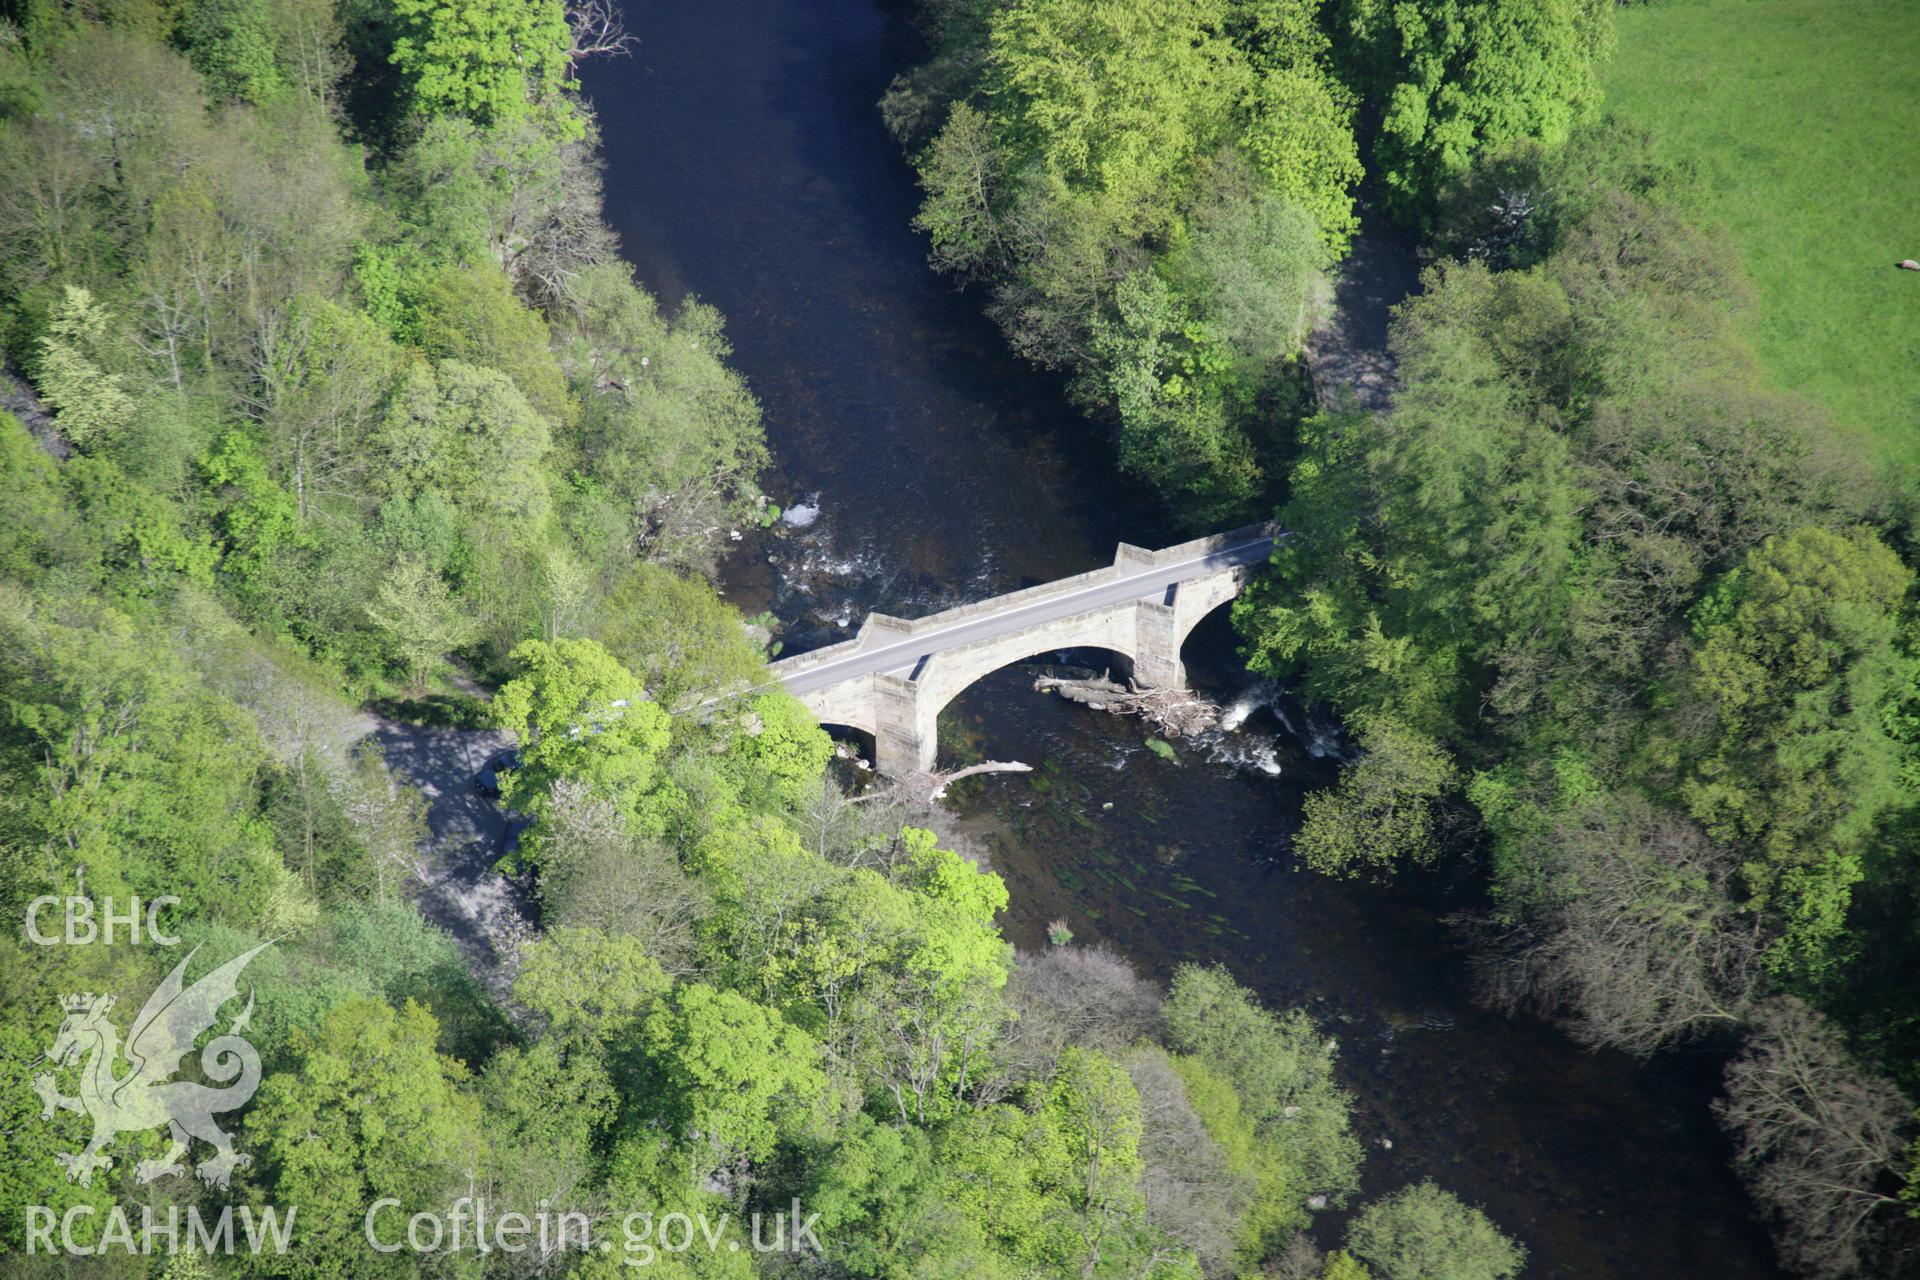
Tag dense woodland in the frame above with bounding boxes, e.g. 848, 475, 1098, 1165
0, 0, 1491, 1278
890, 1, 1920, 1278
0, 0, 1912, 1278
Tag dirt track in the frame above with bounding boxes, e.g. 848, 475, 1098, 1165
369, 719, 533, 1002
1308, 209, 1422, 411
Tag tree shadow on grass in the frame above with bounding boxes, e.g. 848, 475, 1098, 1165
369, 691, 490, 730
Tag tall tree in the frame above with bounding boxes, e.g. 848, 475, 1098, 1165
637, 982, 826, 1170
1682, 525, 1917, 978
1344, 1181, 1525, 1280
388, 0, 576, 136
245, 999, 481, 1279
1716, 998, 1913, 1280
491, 636, 677, 830
38, 287, 135, 449
1337, 0, 1614, 219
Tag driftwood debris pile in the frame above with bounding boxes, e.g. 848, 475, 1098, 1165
1033, 671, 1221, 738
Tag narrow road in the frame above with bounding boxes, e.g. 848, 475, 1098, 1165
776, 533, 1276, 694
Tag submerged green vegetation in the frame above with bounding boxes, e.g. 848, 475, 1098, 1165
0, 1, 1409, 1278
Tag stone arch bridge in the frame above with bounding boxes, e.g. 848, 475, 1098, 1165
770, 523, 1278, 776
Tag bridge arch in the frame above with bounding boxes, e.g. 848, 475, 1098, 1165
913, 621, 1144, 735
815, 721, 878, 762
1171, 571, 1244, 649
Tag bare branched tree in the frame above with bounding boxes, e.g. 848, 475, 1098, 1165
509, 132, 619, 308
796, 772, 911, 871
1123, 1044, 1251, 1276
531, 778, 710, 975
1001, 944, 1163, 1079
1467, 794, 1761, 1055
1269, 1233, 1327, 1280
1715, 997, 1913, 1280
337, 743, 432, 899
565, 0, 635, 61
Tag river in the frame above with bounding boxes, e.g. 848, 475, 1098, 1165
579, 4, 1785, 1277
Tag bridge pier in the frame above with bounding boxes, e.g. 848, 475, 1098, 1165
1130, 599, 1186, 689
873, 672, 938, 776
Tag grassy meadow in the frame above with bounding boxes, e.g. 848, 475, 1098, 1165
1605, 0, 1920, 473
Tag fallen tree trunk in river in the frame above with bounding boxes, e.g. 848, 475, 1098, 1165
852, 759, 1034, 806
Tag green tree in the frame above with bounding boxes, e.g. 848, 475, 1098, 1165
1293, 717, 1458, 878
1322, 1251, 1374, 1280
513, 925, 669, 1042
1162, 964, 1362, 1207
559, 264, 770, 573
1166, 168, 1329, 370
180, 0, 286, 103
415, 263, 573, 425
911, 101, 1010, 282
752, 828, 1010, 1123
1085, 267, 1260, 520
38, 286, 135, 449
522, 778, 710, 970
797, 1113, 992, 1280
0, 942, 120, 1253
1235, 302, 1586, 739
0, 593, 291, 924
931, 1102, 1071, 1274
637, 982, 826, 1168
491, 636, 677, 829
1238, 60, 1363, 250
376, 358, 554, 528
1172, 1053, 1317, 1254
1681, 526, 1918, 978
595, 562, 769, 710
987, 0, 1238, 231
257, 298, 400, 523
1036, 1046, 1152, 1276
245, 999, 481, 1278
476, 1040, 616, 1228
1340, 0, 1614, 219
1344, 1181, 1525, 1280
363, 554, 480, 689
719, 692, 834, 814
389, 0, 576, 135
0, 414, 90, 582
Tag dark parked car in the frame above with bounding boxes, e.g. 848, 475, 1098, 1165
473, 748, 520, 799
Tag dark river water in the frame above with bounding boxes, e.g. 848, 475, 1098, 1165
581, 4, 1785, 1276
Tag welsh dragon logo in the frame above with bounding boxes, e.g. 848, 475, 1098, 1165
32, 943, 270, 1189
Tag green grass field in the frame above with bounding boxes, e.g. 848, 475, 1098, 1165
1604, 0, 1920, 473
